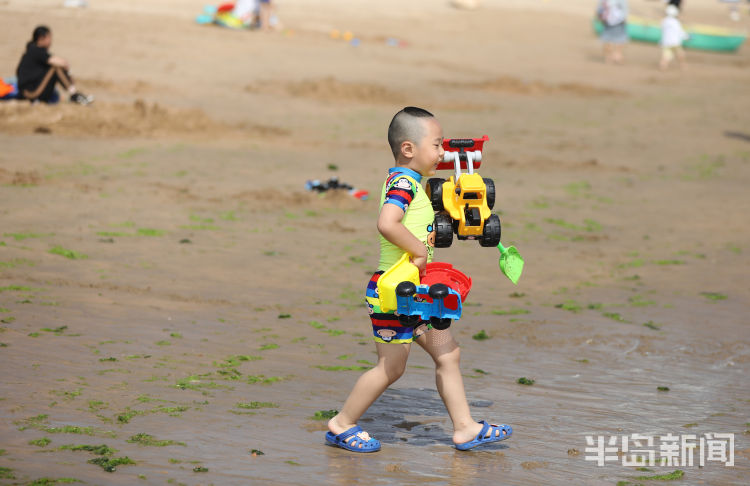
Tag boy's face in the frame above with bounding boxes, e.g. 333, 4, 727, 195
405, 118, 444, 177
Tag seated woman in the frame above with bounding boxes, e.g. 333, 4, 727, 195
16, 25, 93, 105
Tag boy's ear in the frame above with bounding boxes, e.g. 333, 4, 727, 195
400, 140, 415, 160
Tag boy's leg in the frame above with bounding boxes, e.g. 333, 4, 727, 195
675, 47, 687, 69
413, 327, 487, 444
328, 341, 410, 440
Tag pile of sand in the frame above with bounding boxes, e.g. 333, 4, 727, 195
0, 99, 289, 138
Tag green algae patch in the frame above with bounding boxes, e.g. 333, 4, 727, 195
127, 433, 186, 447
555, 300, 583, 313
491, 308, 530, 316
236, 402, 279, 409
49, 246, 88, 260
700, 292, 727, 301
27, 479, 82, 485
16, 414, 115, 437
517, 377, 535, 386
88, 456, 135, 472
643, 321, 661, 330
312, 410, 338, 420
602, 312, 629, 323
0, 467, 14, 479
315, 365, 369, 371
635, 469, 684, 480
60, 444, 117, 456
29, 437, 52, 447
472, 330, 490, 341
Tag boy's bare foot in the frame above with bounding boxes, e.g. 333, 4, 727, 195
452, 420, 485, 445
327, 416, 375, 448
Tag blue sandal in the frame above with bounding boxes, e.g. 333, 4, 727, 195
325, 425, 381, 453
455, 420, 512, 451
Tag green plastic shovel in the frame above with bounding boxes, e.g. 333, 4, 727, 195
497, 242, 524, 284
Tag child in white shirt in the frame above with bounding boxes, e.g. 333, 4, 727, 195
660, 5, 689, 70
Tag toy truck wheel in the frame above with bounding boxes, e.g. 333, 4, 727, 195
396, 281, 417, 297
483, 178, 496, 210
434, 212, 453, 248
426, 178, 445, 211
398, 314, 421, 326
430, 317, 452, 330
480, 214, 502, 247
428, 283, 450, 300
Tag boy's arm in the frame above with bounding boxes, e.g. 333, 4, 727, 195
377, 203, 428, 275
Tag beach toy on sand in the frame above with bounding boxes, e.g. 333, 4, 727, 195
497, 242, 523, 284
305, 177, 369, 201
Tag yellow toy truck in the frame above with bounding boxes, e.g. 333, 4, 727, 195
425, 136, 501, 247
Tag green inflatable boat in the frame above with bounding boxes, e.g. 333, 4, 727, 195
593, 15, 747, 52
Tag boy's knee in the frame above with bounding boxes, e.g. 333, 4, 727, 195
382, 361, 407, 384
435, 346, 461, 369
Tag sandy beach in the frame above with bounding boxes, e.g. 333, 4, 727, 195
1, 0, 749, 484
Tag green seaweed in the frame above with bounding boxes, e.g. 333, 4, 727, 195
491, 308, 530, 316
4, 232, 52, 241
700, 292, 727, 301
127, 433, 185, 447
657, 386, 670, 392
312, 410, 337, 420
555, 300, 583, 313
517, 377, 535, 386
236, 401, 279, 409
41, 325, 68, 335
259, 343, 279, 351
246, 375, 283, 384
0, 285, 35, 292
136, 228, 164, 237
0, 467, 14, 479
628, 295, 655, 307
49, 246, 87, 260
315, 365, 369, 371
277, 314, 291, 319
60, 444, 116, 455
602, 312, 628, 323
29, 437, 51, 447
16, 414, 114, 437
643, 321, 661, 330
193, 466, 208, 472
88, 456, 135, 472
472, 330, 490, 341
28, 479, 82, 485
634, 469, 684, 480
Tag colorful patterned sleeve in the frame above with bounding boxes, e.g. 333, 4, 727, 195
383, 176, 417, 212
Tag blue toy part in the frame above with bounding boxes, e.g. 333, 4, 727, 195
395, 282, 462, 330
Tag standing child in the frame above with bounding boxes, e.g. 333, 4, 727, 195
660, 5, 689, 70
325, 107, 512, 453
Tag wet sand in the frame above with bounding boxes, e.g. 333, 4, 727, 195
1, 0, 749, 484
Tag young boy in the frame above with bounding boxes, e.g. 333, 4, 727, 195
16, 25, 93, 105
659, 5, 689, 70
325, 107, 512, 452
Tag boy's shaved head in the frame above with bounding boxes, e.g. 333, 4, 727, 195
387, 106, 434, 159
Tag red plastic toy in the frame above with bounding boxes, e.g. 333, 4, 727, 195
436, 135, 489, 171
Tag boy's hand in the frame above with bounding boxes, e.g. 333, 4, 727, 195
411, 252, 428, 277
